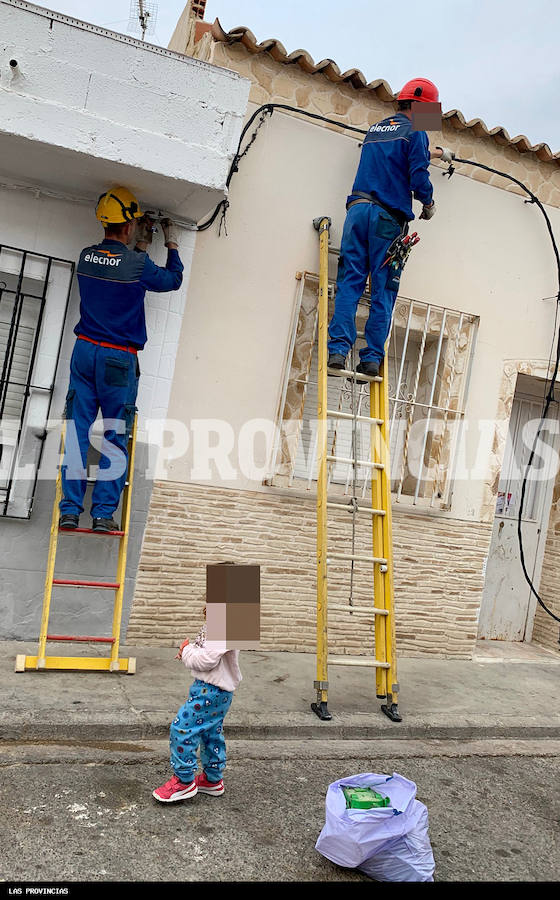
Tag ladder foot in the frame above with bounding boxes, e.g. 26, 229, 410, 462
381, 702, 402, 723
311, 701, 332, 721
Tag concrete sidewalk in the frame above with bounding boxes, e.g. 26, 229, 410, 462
1, 639, 559, 742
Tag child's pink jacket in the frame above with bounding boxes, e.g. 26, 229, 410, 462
181, 644, 242, 692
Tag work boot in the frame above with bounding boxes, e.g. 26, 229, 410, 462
327, 353, 346, 372
356, 361, 380, 383
152, 774, 197, 803
92, 517, 121, 533
59, 514, 79, 530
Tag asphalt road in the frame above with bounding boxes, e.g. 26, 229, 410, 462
1, 739, 559, 883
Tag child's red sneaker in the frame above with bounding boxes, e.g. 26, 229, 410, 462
152, 774, 197, 803
195, 772, 225, 796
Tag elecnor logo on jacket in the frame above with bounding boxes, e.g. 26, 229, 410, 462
369, 120, 401, 133
84, 250, 122, 267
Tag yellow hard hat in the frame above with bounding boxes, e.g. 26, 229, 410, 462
95, 187, 143, 225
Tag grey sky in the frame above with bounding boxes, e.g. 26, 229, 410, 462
35, 0, 560, 152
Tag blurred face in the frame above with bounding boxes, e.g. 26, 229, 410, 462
410, 101, 442, 132
104, 219, 137, 243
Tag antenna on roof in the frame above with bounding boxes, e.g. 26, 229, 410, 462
127, 0, 158, 42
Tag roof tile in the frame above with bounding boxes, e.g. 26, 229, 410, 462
211, 18, 558, 165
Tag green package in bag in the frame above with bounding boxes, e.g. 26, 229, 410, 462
341, 785, 391, 810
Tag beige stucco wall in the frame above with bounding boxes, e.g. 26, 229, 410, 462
128, 34, 560, 656
159, 104, 560, 523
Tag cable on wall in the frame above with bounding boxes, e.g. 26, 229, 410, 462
200, 102, 560, 632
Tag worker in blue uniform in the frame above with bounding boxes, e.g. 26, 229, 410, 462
327, 77, 455, 378
59, 186, 184, 533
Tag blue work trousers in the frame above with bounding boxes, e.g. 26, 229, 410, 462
170, 679, 234, 784
328, 202, 402, 364
59, 339, 139, 519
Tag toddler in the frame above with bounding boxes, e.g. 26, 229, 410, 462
153, 608, 242, 803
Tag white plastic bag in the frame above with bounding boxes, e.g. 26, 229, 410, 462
315, 772, 435, 882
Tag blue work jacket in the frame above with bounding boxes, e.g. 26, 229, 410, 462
350, 112, 434, 222
74, 239, 184, 349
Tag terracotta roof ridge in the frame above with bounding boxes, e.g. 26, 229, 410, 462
210, 18, 559, 164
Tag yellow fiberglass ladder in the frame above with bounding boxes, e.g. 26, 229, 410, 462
15, 416, 138, 674
311, 216, 400, 722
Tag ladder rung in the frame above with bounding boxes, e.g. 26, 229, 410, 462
52, 579, 120, 589
59, 527, 124, 536
326, 501, 386, 516
327, 409, 383, 426
326, 454, 384, 470
328, 604, 389, 616
328, 655, 390, 669
86, 478, 129, 486
328, 552, 387, 565
46, 634, 115, 643
327, 367, 382, 383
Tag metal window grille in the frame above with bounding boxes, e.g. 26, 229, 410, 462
0, 244, 74, 518
290, 284, 478, 509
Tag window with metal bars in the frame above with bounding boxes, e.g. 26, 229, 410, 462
271, 272, 479, 510
0, 244, 74, 518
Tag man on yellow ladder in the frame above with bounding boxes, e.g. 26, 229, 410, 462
327, 77, 454, 378
59, 187, 184, 533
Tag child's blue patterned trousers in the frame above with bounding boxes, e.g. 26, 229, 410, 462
170, 679, 233, 784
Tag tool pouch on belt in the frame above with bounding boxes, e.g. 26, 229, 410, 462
386, 258, 403, 294
384, 224, 410, 293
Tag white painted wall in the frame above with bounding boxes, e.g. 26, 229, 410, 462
0, 186, 196, 426
0, 0, 254, 638
0, 185, 197, 637
0, 0, 250, 222
166, 105, 560, 523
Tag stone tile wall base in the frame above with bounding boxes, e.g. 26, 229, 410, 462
128, 481, 492, 658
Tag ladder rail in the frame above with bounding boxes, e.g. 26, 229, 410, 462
21, 414, 138, 674
379, 351, 399, 711
315, 216, 330, 713
110, 414, 138, 669
37, 421, 66, 666
312, 214, 400, 721
371, 376, 388, 698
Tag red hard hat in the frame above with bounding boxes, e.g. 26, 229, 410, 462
398, 78, 439, 103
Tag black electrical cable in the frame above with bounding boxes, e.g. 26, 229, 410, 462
197, 103, 560, 628
452, 158, 560, 627
196, 103, 369, 232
